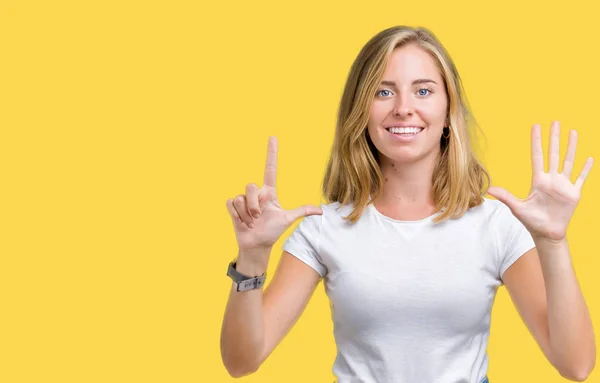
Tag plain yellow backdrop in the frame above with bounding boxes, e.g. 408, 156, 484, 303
1, 0, 599, 382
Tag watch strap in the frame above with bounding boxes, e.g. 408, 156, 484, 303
227, 260, 266, 292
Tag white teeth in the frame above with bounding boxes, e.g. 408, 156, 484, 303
388, 127, 423, 134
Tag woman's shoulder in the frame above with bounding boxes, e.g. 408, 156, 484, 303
320, 200, 349, 212
315, 200, 363, 226
465, 196, 509, 220
318, 200, 352, 219
290, 201, 353, 237
317, 198, 509, 224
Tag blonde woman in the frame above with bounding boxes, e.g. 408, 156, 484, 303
220, 26, 596, 382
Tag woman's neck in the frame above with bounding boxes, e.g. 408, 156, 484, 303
373, 154, 440, 220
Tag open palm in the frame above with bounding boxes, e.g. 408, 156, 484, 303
487, 121, 594, 242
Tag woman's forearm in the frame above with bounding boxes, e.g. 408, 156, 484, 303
535, 236, 596, 379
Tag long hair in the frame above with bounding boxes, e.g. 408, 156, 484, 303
322, 26, 490, 223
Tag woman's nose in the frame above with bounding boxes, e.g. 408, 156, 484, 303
393, 95, 414, 117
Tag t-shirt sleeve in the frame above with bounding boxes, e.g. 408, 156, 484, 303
494, 203, 536, 282
281, 212, 327, 278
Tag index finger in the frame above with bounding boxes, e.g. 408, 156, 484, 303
263, 136, 278, 187
531, 123, 544, 174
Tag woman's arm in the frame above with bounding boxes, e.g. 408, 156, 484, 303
503, 242, 595, 381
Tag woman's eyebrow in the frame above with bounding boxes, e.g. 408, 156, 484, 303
380, 79, 438, 87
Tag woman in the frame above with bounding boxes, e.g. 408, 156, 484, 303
220, 26, 596, 382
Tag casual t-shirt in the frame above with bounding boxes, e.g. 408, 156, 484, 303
281, 197, 535, 383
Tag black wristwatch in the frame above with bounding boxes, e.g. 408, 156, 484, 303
227, 259, 266, 292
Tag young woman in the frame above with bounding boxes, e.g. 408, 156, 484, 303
220, 26, 596, 382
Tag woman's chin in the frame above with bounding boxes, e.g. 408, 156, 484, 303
384, 147, 439, 165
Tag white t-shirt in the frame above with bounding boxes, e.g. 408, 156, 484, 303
282, 197, 535, 383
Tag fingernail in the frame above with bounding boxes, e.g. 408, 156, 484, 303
248, 222, 255, 229
253, 213, 260, 219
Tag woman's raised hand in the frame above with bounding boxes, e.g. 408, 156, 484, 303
226, 137, 323, 253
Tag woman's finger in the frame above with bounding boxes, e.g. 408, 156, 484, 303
575, 157, 594, 190
226, 198, 244, 226
562, 130, 577, 179
233, 195, 254, 228
548, 121, 560, 173
245, 183, 261, 219
531, 124, 544, 174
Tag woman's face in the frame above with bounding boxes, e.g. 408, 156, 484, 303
367, 44, 448, 165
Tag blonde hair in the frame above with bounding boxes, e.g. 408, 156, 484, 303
322, 26, 490, 223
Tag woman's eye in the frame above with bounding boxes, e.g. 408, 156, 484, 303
417, 88, 432, 96
377, 89, 392, 97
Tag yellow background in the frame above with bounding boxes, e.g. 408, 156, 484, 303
1, 0, 599, 382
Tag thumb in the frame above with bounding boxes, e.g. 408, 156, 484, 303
487, 186, 520, 210
287, 204, 323, 222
